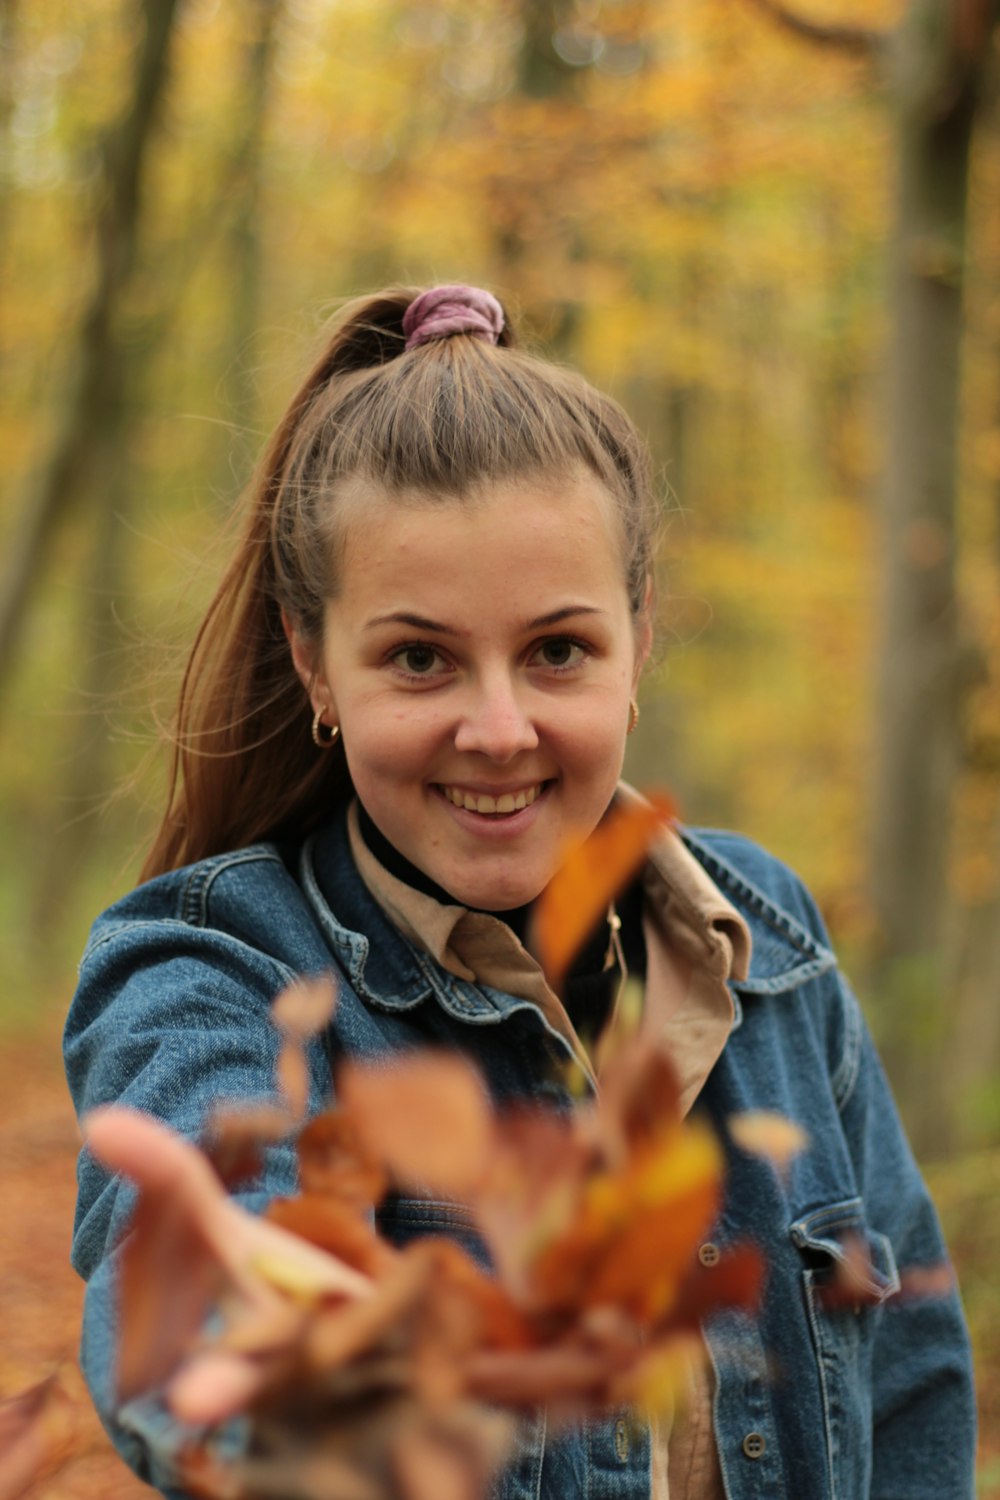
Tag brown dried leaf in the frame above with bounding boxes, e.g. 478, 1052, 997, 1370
667, 1243, 764, 1332
596, 1039, 681, 1167
898, 1262, 957, 1301
465, 1343, 614, 1409
270, 978, 337, 1124
339, 1054, 493, 1197
271, 976, 338, 1039
816, 1232, 886, 1311
277, 1041, 311, 1123
0, 1373, 83, 1500
266, 1194, 397, 1278
296, 1111, 388, 1207
473, 1110, 591, 1304
205, 1103, 292, 1187
304, 1248, 440, 1371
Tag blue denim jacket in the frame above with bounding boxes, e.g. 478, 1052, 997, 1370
64, 811, 976, 1499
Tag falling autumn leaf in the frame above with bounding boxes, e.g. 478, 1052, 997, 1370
272, 977, 338, 1121
530, 792, 676, 991
206, 1103, 294, 1187
729, 1111, 809, 1171
271, 976, 338, 1040
0, 1373, 83, 1500
338, 1053, 494, 1198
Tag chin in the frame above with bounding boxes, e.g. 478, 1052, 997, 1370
451, 875, 547, 913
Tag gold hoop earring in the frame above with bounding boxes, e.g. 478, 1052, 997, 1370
311, 708, 341, 750
627, 698, 639, 735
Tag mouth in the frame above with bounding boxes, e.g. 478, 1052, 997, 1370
437, 782, 549, 817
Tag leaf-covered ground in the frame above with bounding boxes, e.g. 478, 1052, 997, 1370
0, 1022, 148, 1500
1, 1020, 997, 1498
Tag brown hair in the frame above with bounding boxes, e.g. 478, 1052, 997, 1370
142, 287, 659, 880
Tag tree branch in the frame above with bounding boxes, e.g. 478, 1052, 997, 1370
743, 0, 886, 56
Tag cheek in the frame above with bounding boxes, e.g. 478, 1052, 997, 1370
343, 709, 445, 787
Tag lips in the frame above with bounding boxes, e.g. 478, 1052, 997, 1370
438, 783, 546, 816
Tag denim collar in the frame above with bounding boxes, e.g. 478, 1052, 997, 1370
300, 808, 836, 1018
680, 829, 836, 995
300, 809, 519, 1023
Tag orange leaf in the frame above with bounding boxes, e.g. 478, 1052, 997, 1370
729, 1112, 809, 1169
0, 1375, 83, 1500
339, 1054, 494, 1198
529, 792, 676, 991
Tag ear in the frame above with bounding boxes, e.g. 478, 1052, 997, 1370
281, 608, 331, 710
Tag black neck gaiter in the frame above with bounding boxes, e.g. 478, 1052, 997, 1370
355, 800, 647, 1044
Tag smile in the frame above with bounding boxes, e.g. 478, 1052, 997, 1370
438, 783, 546, 816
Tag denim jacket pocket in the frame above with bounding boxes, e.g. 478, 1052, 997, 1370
375, 1194, 494, 1271
790, 1198, 900, 1500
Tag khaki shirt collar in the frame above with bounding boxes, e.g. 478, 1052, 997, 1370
347, 787, 751, 1111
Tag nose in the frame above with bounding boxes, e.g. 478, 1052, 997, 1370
453, 673, 539, 763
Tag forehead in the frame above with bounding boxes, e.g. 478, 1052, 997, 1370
332, 472, 628, 613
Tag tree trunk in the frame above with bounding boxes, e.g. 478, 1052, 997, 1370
222, 0, 282, 497
868, 1, 995, 1144
0, 0, 181, 704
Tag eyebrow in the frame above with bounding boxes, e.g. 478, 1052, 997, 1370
363, 605, 605, 635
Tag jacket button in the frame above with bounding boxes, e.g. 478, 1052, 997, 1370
614, 1417, 630, 1462
742, 1432, 766, 1460
698, 1241, 721, 1267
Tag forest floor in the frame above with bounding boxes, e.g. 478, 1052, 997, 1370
0, 1019, 149, 1500
1, 1018, 998, 1498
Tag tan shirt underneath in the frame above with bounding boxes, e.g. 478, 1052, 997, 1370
347, 793, 751, 1500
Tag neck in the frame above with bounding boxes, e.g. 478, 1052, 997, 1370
355, 801, 532, 941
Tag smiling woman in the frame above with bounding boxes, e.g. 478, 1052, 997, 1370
63, 285, 975, 1500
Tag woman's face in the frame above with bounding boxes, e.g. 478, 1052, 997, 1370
291, 471, 649, 911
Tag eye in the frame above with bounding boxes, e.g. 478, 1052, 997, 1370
389, 643, 450, 678
531, 637, 587, 671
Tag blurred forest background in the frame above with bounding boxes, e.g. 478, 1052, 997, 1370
1, 0, 1000, 1482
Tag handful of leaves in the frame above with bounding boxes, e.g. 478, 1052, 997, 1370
90, 1009, 762, 1500
80, 798, 766, 1500
5, 796, 791, 1500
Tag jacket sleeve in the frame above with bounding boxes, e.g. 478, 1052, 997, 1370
833, 975, 977, 1499
63, 915, 334, 1494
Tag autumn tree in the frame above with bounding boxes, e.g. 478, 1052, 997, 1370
747, 0, 1000, 1145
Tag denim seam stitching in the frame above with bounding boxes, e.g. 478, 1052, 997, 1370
831, 981, 863, 1110
681, 830, 836, 962
179, 847, 288, 929
802, 1270, 839, 1500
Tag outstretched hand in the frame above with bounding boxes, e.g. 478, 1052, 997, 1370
84, 1106, 371, 1424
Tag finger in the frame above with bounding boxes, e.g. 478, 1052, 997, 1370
84, 1106, 225, 1220
168, 1351, 272, 1426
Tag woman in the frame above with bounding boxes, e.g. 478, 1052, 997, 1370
65, 285, 976, 1499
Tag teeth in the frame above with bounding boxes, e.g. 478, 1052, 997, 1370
442, 784, 543, 813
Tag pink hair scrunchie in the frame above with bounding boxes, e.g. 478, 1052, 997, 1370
402, 284, 505, 351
